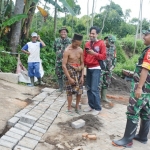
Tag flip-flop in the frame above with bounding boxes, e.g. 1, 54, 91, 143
63, 110, 74, 116
75, 109, 82, 115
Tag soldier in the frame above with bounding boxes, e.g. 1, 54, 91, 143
101, 35, 116, 102
54, 27, 71, 92
112, 30, 150, 147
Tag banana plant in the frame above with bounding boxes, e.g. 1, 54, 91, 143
0, 14, 27, 37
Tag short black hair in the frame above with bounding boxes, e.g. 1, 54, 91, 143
90, 26, 101, 34
104, 36, 108, 40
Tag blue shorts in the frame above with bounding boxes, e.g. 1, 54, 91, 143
28, 62, 41, 78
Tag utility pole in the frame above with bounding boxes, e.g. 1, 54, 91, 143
86, 0, 89, 39
54, 0, 57, 38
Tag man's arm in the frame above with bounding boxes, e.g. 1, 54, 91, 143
87, 41, 106, 60
62, 50, 75, 84
38, 36, 46, 47
135, 68, 148, 98
21, 44, 30, 55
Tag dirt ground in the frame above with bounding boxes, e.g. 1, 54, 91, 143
0, 79, 40, 135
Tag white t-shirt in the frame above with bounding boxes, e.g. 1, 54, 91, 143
22, 42, 42, 63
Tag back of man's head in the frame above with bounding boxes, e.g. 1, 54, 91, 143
90, 26, 101, 34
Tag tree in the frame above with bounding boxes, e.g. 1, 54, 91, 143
124, 9, 131, 22
9, 0, 24, 53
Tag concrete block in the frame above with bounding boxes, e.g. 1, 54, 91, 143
42, 114, 55, 121
5, 131, 23, 140
20, 115, 37, 125
15, 112, 25, 118
18, 137, 38, 149
14, 145, 31, 150
27, 111, 42, 119
18, 121, 33, 128
32, 92, 48, 101
0, 146, 11, 150
38, 117, 53, 124
0, 73, 18, 84
29, 129, 43, 137
44, 96, 57, 101
9, 127, 26, 136
71, 101, 82, 109
37, 119, 51, 126
15, 123, 30, 132
41, 88, 55, 93
71, 119, 85, 129
0, 139, 15, 149
32, 126, 46, 134
20, 109, 30, 114
34, 123, 49, 130
1, 135, 18, 145
7, 117, 19, 127
25, 133, 41, 141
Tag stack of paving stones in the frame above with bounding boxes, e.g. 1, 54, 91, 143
0, 88, 66, 150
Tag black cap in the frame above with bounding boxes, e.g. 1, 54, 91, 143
73, 33, 83, 41
142, 30, 150, 35
59, 27, 69, 33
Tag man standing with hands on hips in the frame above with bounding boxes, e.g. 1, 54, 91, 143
84, 26, 106, 115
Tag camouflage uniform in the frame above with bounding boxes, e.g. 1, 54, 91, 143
54, 37, 72, 79
126, 45, 150, 123
101, 44, 116, 89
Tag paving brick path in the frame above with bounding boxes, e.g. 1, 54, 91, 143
0, 87, 149, 150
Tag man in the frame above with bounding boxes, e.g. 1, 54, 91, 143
101, 35, 116, 102
22, 32, 46, 87
84, 26, 106, 116
112, 30, 150, 147
54, 27, 72, 92
62, 33, 84, 115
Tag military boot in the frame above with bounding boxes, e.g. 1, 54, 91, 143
112, 119, 138, 147
56, 78, 63, 92
101, 88, 111, 103
134, 119, 150, 144
28, 77, 34, 87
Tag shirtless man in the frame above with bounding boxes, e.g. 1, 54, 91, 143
62, 33, 84, 114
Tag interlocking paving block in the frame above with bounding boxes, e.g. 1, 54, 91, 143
9, 128, 26, 136
20, 115, 37, 125
15, 123, 30, 132
37, 119, 51, 126
14, 145, 32, 150
5, 131, 23, 140
38, 117, 53, 124
25, 133, 41, 141
18, 137, 38, 149
18, 121, 33, 128
41, 88, 56, 93
29, 129, 43, 137
34, 122, 49, 130
0, 145, 12, 150
7, 117, 19, 127
0, 139, 15, 149
32, 126, 46, 134
71, 119, 85, 129
1, 135, 18, 145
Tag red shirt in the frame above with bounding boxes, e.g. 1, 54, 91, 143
142, 48, 150, 70
84, 40, 106, 68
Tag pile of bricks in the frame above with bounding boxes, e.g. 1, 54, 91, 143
0, 88, 66, 150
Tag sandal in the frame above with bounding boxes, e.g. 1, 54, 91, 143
75, 109, 82, 115
63, 110, 74, 116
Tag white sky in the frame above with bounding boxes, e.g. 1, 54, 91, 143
12, 0, 150, 20
77, 0, 150, 20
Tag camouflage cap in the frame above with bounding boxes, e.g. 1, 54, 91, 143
108, 35, 116, 45
59, 26, 69, 33
142, 30, 150, 35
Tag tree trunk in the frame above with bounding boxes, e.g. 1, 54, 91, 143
86, 0, 89, 39
139, 0, 143, 39
91, 0, 95, 27
9, 0, 24, 53
54, 0, 57, 37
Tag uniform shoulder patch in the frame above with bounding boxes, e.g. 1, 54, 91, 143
147, 52, 150, 60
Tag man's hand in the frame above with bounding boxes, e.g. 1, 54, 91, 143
37, 35, 41, 41
69, 77, 76, 85
79, 76, 84, 85
135, 87, 142, 99
27, 52, 30, 55
87, 50, 96, 55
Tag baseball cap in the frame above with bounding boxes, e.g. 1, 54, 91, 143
31, 32, 38, 37
142, 30, 150, 35
108, 35, 116, 45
